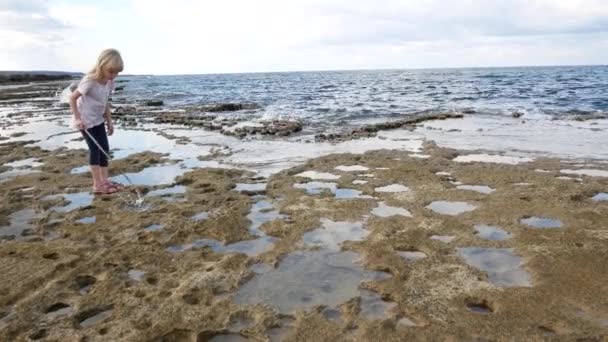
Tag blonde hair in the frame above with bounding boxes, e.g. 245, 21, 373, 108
87, 48, 124, 80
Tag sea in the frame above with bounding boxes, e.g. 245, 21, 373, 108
2, 65, 608, 178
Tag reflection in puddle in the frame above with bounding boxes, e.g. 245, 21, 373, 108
191, 212, 209, 221
592, 193, 608, 202
430, 235, 456, 243
335, 165, 369, 172
44, 192, 94, 213
4, 158, 44, 168
112, 164, 187, 186
457, 248, 531, 287
294, 181, 337, 195
128, 270, 145, 282
520, 216, 563, 229
371, 202, 412, 218
295, 182, 372, 199
474, 224, 511, 240
295, 171, 340, 180
426, 201, 477, 216
456, 185, 495, 194
147, 185, 186, 197
0, 209, 42, 239
454, 154, 533, 165
398, 251, 427, 261
303, 219, 368, 251
234, 183, 267, 192
561, 169, 608, 177
0, 168, 41, 182
374, 184, 410, 193
0, 158, 44, 182
321, 307, 342, 322
46, 303, 73, 319
334, 188, 374, 199
234, 250, 388, 314
78, 308, 113, 328
144, 224, 164, 232
359, 289, 396, 320
398, 317, 417, 327
76, 216, 96, 224
70, 165, 89, 174
227, 316, 255, 333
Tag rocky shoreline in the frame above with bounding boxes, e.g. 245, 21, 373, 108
0, 139, 607, 341
1, 79, 608, 341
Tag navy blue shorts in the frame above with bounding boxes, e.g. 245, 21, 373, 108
82, 123, 109, 167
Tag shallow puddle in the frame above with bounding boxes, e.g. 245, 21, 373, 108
426, 201, 477, 216
592, 193, 608, 202
430, 235, 456, 243
520, 216, 563, 229
359, 289, 397, 320
335, 165, 369, 172
294, 181, 337, 195
191, 212, 209, 221
112, 164, 187, 186
234, 183, 267, 192
78, 308, 113, 328
457, 247, 531, 287
76, 216, 96, 224
334, 188, 373, 199
4, 158, 44, 168
45, 192, 94, 213
295, 171, 341, 180
45, 303, 73, 320
0, 209, 42, 239
169, 197, 283, 257
146, 185, 187, 197
456, 185, 495, 194
321, 307, 342, 322
560, 169, 608, 177
474, 224, 511, 240
128, 270, 145, 282
374, 184, 410, 193
144, 224, 164, 232
371, 202, 412, 218
453, 154, 533, 165
397, 317, 418, 327
0, 169, 41, 182
303, 219, 368, 251
234, 250, 388, 314
398, 251, 427, 261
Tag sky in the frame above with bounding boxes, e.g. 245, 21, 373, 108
1, 0, 607, 74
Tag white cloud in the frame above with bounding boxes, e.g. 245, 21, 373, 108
0, 0, 607, 73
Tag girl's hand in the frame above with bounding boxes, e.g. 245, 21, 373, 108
73, 118, 85, 130
107, 121, 114, 136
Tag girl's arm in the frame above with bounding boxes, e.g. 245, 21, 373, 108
69, 90, 85, 130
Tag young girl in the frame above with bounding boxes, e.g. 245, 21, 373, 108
70, 48, 124, 194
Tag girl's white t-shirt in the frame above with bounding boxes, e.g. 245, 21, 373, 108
76, 76, 114, 129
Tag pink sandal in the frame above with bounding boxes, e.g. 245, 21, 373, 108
93, 182, 120, 195
106, 180, 125, 190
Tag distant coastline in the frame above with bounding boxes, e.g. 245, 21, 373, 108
0, 71, 82, 84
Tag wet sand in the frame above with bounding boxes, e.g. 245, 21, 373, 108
1, 81, 608, 341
